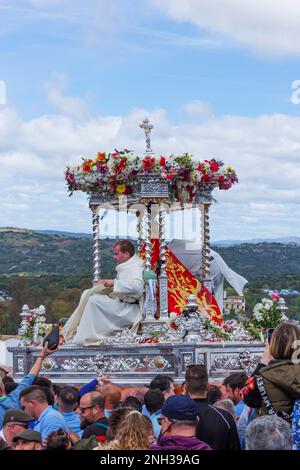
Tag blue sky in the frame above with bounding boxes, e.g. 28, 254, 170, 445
1, 0, 300, 241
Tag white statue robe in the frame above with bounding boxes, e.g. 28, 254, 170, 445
62, 254, 145, 346
168, 239, 248, 312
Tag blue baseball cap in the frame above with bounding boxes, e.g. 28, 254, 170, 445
161, 395, 199, 421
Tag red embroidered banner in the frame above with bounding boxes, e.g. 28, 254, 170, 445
140, 239, 222, 324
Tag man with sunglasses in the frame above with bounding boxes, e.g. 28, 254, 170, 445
151, 395, 211, 450
0, 408, 34, 447
79, 391, 108, 440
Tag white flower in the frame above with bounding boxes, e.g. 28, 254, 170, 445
254, 311, 263, 321
264, 304, 271, 311
254, 303, 263, 312
262, 299, 273, 306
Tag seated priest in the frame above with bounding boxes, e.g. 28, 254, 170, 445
61, 240, 145, 346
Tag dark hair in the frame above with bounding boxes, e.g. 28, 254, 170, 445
34, 377, 53, 389
144, 388, 165, 414
3, 376, 18, 395
53, 384, 63, 397
46, 429, 70, 450
149, 375, 174, 393
108, 407, 132, 439
33, 377, 54, 404
19, 385, 48, 404
223, 372, 248, 391
207, 384, 222, 404
114, 240, 135, 257
59, 387, 79, 412
185, 365, 208, 394
121, 396, 142, 413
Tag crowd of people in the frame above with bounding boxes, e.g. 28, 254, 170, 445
0, 321, 299, 451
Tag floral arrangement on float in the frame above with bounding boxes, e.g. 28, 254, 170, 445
65, 150, 238, 204
18, 305, 51, 346
161, 292, 289, 343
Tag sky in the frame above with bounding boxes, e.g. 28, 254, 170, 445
0, 0, 300, 242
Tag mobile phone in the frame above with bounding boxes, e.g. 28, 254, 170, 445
267, 328, 275, 344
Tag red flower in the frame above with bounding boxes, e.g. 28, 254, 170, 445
271, 292, 280, 302
210, 162, 219, 172
166, 174, 174, 180
82, 160, 93, 173
160, 156, 166, 166
170, 321, 179, 330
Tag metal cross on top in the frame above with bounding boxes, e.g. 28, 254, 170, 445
139, 118, 154, 154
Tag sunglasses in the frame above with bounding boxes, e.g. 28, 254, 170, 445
157, 417, 173, 426
79, 405, 95, 413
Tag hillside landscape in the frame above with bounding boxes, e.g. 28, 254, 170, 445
1, 227, 300, 334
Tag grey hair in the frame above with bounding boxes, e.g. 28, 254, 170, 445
245, 416, 292, 450
215, 399, 236, 417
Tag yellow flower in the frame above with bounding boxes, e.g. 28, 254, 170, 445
226, 166, 233, 172
116, 184, 126, 194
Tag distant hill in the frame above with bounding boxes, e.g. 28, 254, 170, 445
212, 236, 300, 247
1, 228, 300, 279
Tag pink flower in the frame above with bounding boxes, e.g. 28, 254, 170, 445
271, 292, 281, 302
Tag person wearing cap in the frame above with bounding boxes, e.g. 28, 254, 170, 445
0, 408, 34, 447
150, 395, 211, 450
13, 429, 43, 450
0, 342, 58, 428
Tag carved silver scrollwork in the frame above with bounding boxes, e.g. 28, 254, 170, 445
211, 350, 261, 373
60, 354, 172, 374
16, 356, 25, 373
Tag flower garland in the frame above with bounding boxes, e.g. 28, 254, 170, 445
65, 150, 238, 203
161, 293, 289, 343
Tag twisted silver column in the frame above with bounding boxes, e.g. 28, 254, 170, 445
136, 211, 143, 254
144, 205, 152, 271
91, 205, 101, 285
201, 203, 211, 281
159, 206, 168, 318
159, 206, 166, 271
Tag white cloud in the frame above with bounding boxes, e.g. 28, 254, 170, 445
44, 74, 89, 119
151, 0, 300, 57
1, 97, 300, 240
182, 100, 213, 119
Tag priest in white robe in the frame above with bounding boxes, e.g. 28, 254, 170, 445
62, 240, 145, 346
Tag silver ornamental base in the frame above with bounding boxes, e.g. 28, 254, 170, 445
8, 341, 264, 386
139, 320, 167, 336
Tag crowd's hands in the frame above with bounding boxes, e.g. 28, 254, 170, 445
96, 279, 114, 288
97, 374, 110, 386
68, 429, 80, 445
40, 342, 59, 358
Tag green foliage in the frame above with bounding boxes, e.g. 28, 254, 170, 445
0, 229, 300, 335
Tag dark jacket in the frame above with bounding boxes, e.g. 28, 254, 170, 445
151, 435, 211, 451
81, 417, 109, 439
193, 398, 241, 450
243, 360, 300, 419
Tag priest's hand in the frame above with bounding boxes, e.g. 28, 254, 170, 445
103, 279, 114, 288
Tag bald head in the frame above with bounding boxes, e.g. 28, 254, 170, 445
100, 384, 121, 410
